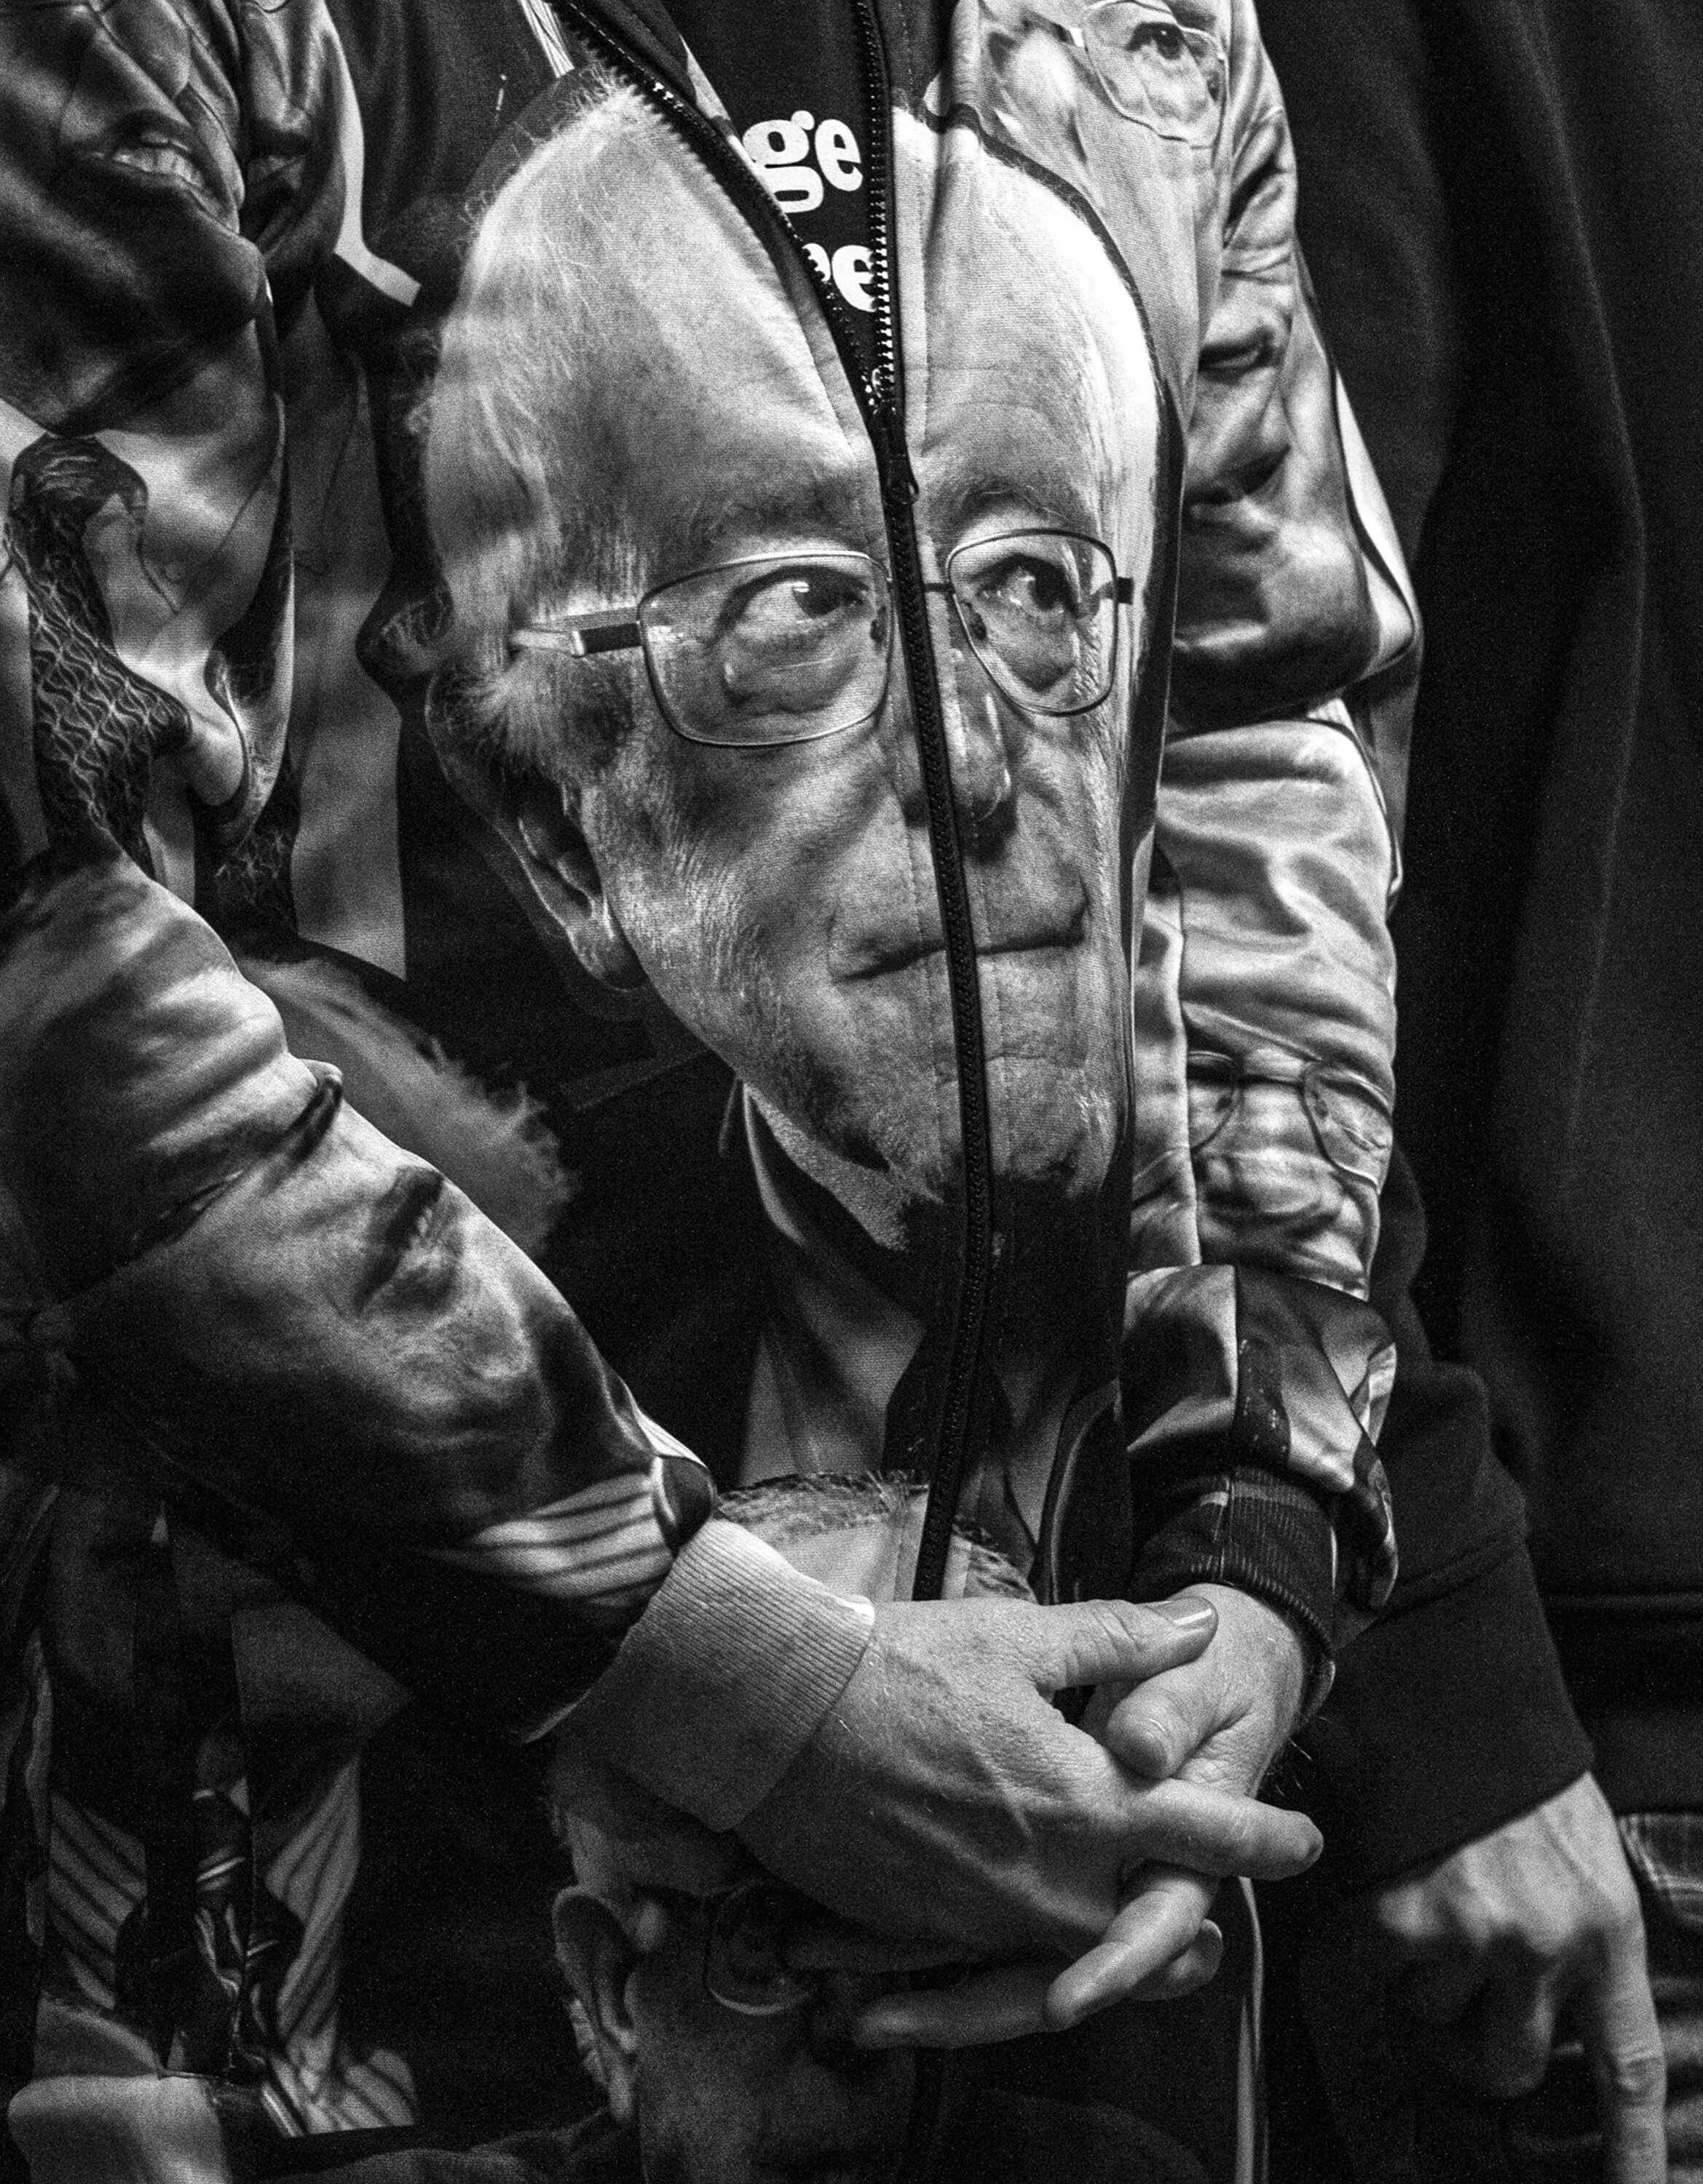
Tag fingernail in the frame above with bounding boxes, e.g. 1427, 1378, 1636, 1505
1151, 1599, 1215, 1631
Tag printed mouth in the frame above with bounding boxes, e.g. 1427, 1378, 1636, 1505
831, 887, 1088, 979
357, 1166, 453, 1310
90, 119, 222, 214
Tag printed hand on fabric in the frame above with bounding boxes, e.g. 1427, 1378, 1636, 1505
1372, 1774, 1667, 2184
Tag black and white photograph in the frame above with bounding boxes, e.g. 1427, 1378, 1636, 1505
0, 0, 1694, 2176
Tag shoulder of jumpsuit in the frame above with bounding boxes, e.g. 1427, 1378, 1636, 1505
1157, 0, 1421, 855
209, 0, 647, 355
890, 0, 1253, 412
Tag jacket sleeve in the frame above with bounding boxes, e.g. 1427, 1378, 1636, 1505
1124, 0, 1418, 1678
0, 860, 872, 1828
0, 4, 866, 1827
1252, 0, 1594, 1874
1301, 1143, 1592, 1886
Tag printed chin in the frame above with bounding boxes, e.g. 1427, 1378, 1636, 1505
991, 1060, 1121, 1197
982, 948, 1124, 1189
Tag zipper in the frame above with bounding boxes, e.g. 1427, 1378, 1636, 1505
845, 0, 998, 1605
550, 0, 1000, 1604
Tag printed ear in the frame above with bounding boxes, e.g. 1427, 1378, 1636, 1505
553, 1888, 641, 2123
505, 772, 647, 994
424, 689, 649, 1012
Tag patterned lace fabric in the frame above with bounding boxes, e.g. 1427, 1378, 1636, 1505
42, 1758, 416, 2135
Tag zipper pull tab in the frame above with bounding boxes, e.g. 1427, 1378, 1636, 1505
873, 401, 919, 503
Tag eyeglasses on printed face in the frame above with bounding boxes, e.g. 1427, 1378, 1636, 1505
1068, 0, 1228, 151
695, 1878, 828, 2017
1188, 1054, 1388, 1188
510, 529, 1135, 749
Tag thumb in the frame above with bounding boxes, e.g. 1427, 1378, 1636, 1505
1022, 1596, 1218, 1693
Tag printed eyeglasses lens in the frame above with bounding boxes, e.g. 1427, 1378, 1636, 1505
641, 553, 891, 748
704, 1881, 815, 2014
946, 530, 1121, 716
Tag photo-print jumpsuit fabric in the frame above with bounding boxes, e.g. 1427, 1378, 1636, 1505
0, 0, 1415, 2154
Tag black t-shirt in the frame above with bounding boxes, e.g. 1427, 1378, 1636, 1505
664, 0, 879, 370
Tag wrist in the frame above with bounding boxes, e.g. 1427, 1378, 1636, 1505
1131, 1467, 1337, 1695
567, 1518, 874, 1830
1172, 1581, 1310, 1780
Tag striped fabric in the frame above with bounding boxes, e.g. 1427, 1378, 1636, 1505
47, 1794, 132, 2014
1621, 1812, 1703, 1940
513, 0, 577, 76
427, 1454, 680, 1609
44, 1763, 416, 2136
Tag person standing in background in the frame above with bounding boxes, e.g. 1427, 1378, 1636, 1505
1252, 0, 1699, 2175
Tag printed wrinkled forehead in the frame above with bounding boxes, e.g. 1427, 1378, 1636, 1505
913, 117, 1161, 565
425, 76, 868, 636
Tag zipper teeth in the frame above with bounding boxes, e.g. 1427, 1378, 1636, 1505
554, 0, 998, 1604
556, 0, 885, 419
849, 0, 900, 408
847, 0, 997, 1605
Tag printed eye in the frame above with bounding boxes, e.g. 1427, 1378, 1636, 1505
641, 551, 891, 746
1080, 4, 1227, 142
1092, 5, 1196, 67
943, 531, 1121, 714
714, 564, 885, 714
963, 548, 1084, 632
1121, 17, 1185, 58
722, 564, 872, 646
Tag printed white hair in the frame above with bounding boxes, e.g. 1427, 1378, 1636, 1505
241, 953, 575, 1257
419, 71, 655, 780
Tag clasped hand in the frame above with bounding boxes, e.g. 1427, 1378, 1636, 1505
555, 1583, 1316, 2049
773, 1582, 1314, 2047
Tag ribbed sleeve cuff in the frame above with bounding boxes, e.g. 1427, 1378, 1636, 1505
1302, 1543, 1594, 1888
566, 1518, 874, 1831
1131, 1469, 1337, 1714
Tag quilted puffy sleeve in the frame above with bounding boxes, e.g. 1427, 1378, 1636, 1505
1125, 0, 1418, 1671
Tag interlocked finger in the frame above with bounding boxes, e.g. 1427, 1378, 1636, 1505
1046, 1866, 1220, 2027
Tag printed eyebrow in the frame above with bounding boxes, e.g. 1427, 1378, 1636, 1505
929, 475, 1099, 542
672, 471, 866, 571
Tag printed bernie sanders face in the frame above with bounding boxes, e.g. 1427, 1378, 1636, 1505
428, 93, 1159, 1227
550, 1489, 1006, 2184
558, 1871, 918, 2184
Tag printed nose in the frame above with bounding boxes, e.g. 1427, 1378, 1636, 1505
885, 613, 1019, 844
947, 678, 1019, 845
106, 0, 194, 101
